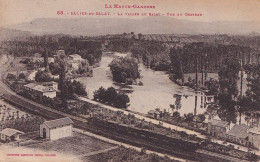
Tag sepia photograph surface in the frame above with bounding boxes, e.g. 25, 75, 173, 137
0, 0, 260, 161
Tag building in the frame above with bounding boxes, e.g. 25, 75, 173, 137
226, 124, 249, 145
69, 60, 81, 70
40, 117, 74, 140
67, 54, 86, 70
248, 127, 260, 150
32, 57, 54, 64
208, 119, 229, 138
68, 54, 83, 61
56, 50, 65, 56
41, 81, 58, 91
23, 82, 57, 99
34, 53, 42, 58
54, 50, 66, 60
0, 128, 24, 141
205, 95, 215, 104
147, 110, 161, 119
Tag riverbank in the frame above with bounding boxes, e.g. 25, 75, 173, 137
78, 54, 208, 117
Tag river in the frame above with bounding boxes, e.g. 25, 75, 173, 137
77, 52, 211, 117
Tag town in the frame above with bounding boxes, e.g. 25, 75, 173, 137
0, 23, 260, 162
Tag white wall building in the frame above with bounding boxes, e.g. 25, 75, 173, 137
208, 119, 229, 138
248, 127, 260, 150
40, 117, 74, 141
41, 81, 58, 91
24, 82, 57, 99
0, 128, 24, 141
68, 54, 83, 61
32, 57, 54, 63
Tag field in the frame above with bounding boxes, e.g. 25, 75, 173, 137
26, 132, 116, 159
7, 57, 28, 72
85, 146, 179, 162
0, 99, 31, 122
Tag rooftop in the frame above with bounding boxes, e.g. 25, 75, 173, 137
24, 83, 56, 92
41, 81, 58, 85
34, 53, 42, 57
69, 54, 82, 58
227, 124, 249, 139
0, 128, 24, 137
147, 110, 160, 115
43, 117, 74, 129
248, 127, 260, 135
209, 119, 229, 128
24, 83, 38, 89
32, 85, 55, 93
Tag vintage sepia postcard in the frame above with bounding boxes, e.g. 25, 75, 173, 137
0, 0, 260, 161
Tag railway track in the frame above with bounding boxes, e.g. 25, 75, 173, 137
0, 60, 200, 160
1, 93, 201, 161
74, 120, 200, 161
1, 93, 252, 162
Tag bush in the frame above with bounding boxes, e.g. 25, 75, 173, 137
94, 86, 129, 108
35, 70, 52, 82
19, 73, 26, 79
198, 114, 206, 122
60, 80, 87, 99
184, 113, 194, 122
172, 111, 180, 119
6, 73, 16, 80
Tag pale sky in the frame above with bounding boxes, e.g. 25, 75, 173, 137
0, 0, 260, 27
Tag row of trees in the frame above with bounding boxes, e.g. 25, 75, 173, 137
131, 41, 171, 71
93, 86, 130, 108
107, 38, 133, 52
170, 43, 251, 73
106, 38, 171, 71
78, 41, 102, 65
215, 56, 260, 125
3, 116, 45, 133
2, 35, 103, 66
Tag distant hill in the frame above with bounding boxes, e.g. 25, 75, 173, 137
8, 17, 260, 36
0, 27, 32, 41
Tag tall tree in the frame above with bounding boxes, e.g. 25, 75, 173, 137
218, 58, 240, 99
217, 58, 240, 124
244, 64, 260, 111
169, 48, 184, 84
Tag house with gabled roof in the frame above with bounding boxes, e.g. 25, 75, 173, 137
226, 124, 249, 145
248, 127, 260, 150
68, 54, 83, 61
23, 82, 57, 99
147, 110, 161, 119
0, 128, 24, 142
208, 119, 229, 138
40, 117, 74, 140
